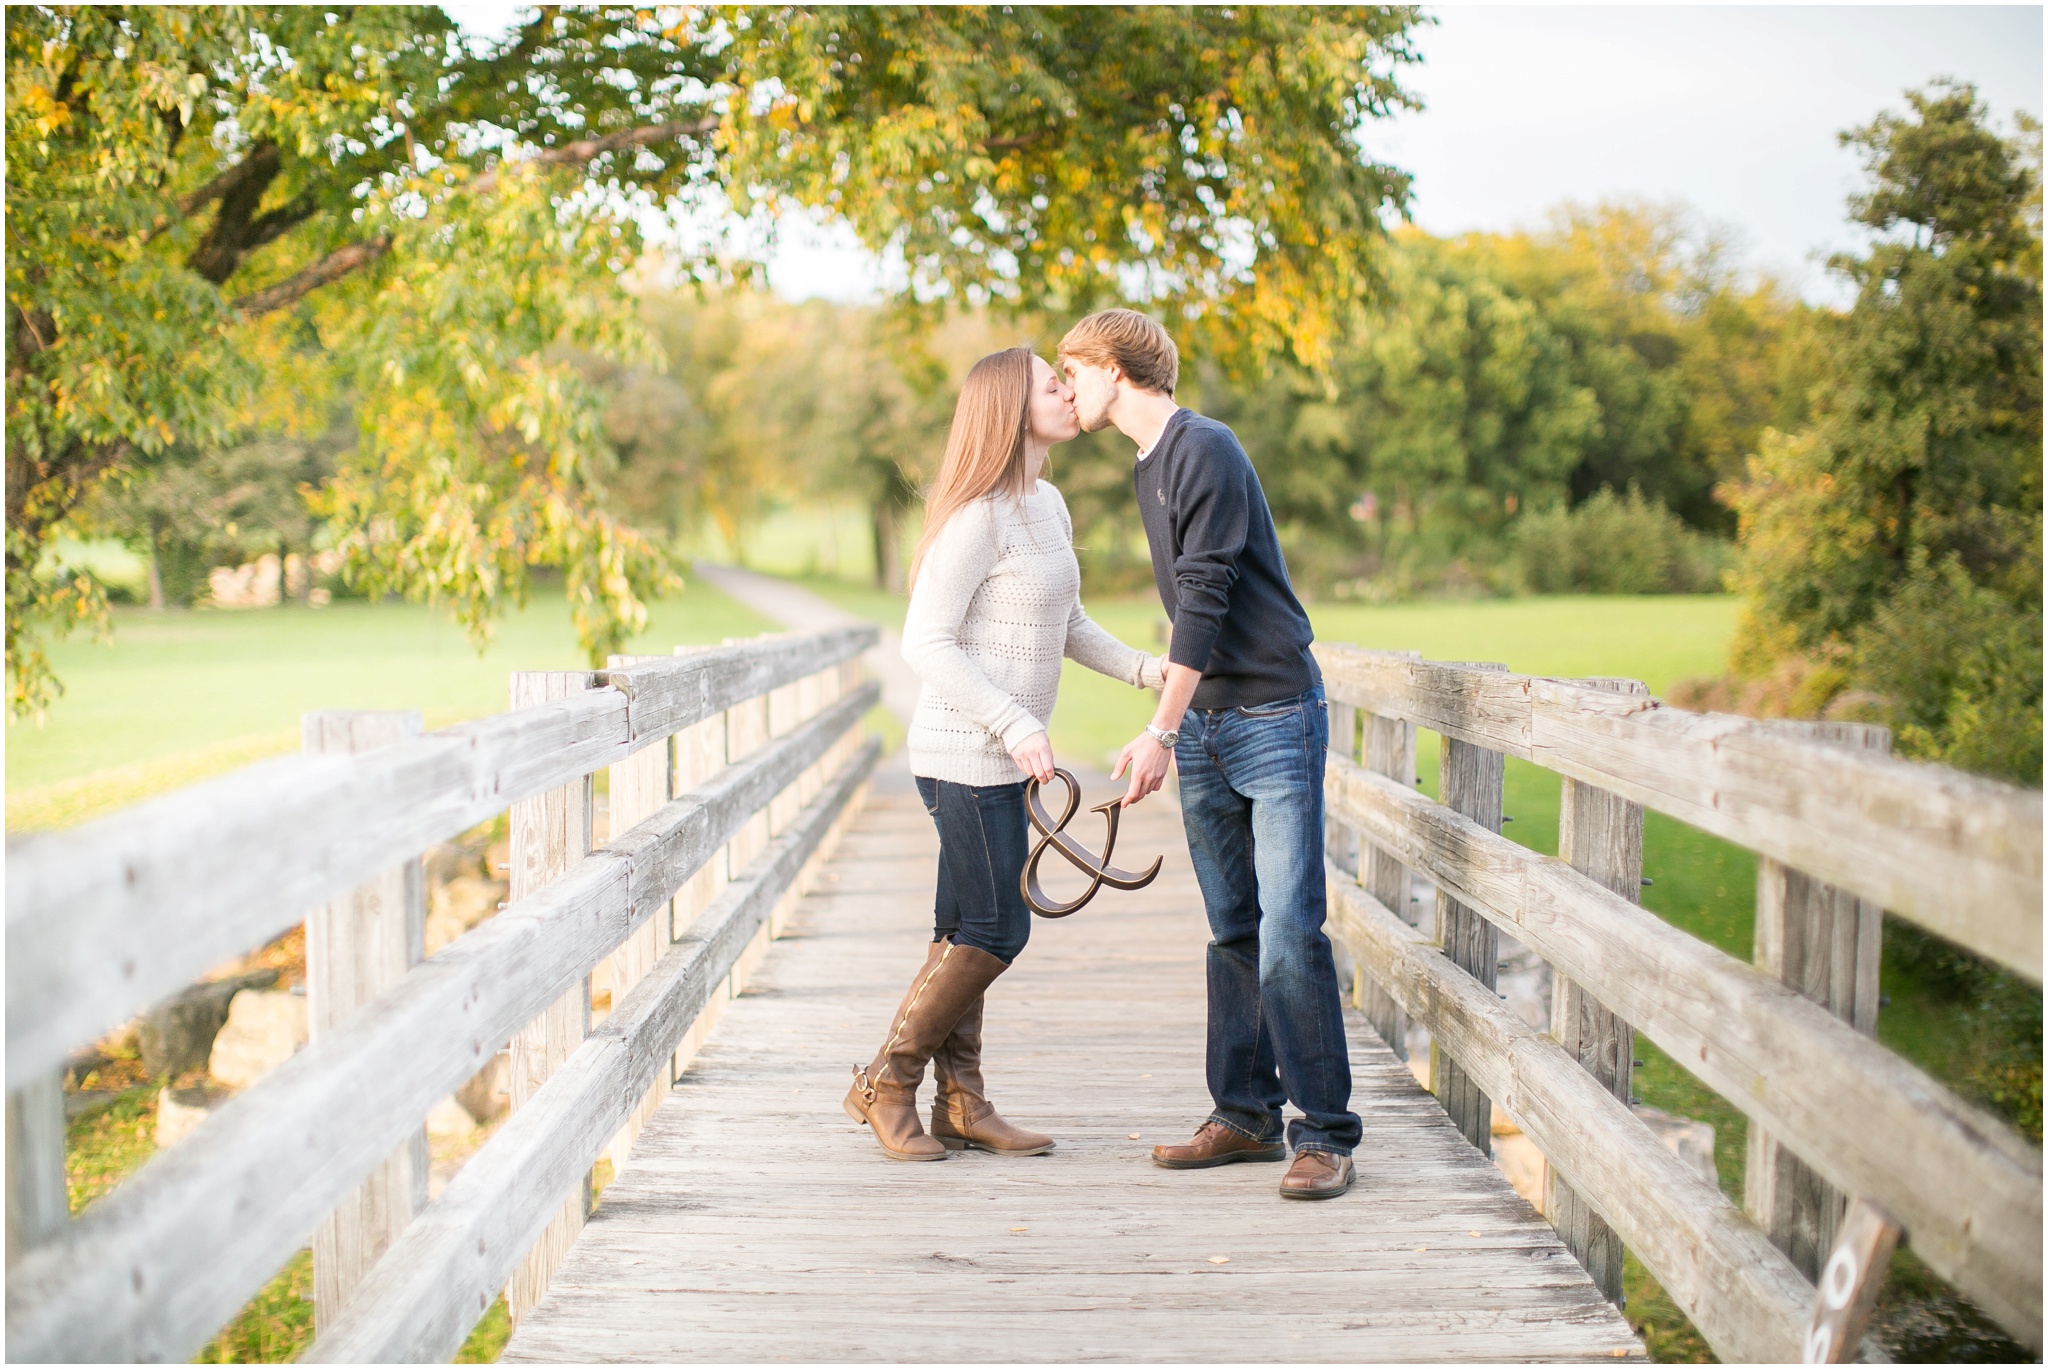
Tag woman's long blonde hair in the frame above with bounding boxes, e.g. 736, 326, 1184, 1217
907, 347, 1036, 591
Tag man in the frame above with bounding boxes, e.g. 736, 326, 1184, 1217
1058, 308, 1360, 1200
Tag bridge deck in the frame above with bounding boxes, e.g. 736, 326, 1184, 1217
507, 773, 1642, 1362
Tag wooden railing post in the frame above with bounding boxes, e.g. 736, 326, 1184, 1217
1326, 699, 1360, 879
603, 657, 675, 1175
1433, 662, 1506, 1153
508, 671, 597, 1324
6, 1069, 67, 1268
1357, 709, 1419, 1057
1546, 677, 1647, 1306
1746, 721, 1891, 1281
303, 710, 428, 1328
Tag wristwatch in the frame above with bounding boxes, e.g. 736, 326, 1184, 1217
1144, 723, 1180, 750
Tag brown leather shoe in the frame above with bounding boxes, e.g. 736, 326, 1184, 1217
844, 940, 1007, 1161
931, 993, 1053, 1156
1152, 1119, 1287, 1169
1279, 1149, 1355, 1199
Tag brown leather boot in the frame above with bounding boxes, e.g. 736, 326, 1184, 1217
844, 941, 1006, 1160
931, 992, 1054, 1156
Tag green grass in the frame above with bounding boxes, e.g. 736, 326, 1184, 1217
7, 571, 778, 829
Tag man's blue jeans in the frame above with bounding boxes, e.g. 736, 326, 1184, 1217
1174, 685, 1361, 1155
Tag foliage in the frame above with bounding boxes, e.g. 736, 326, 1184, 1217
79, 430, 343, 606
720, 6, 1423, 368
1513, 486, 1729, 595
5, 5, 715, 712
1721, 83, 2042, 783
65, 1083, 158, 1214
1049, 204, 1795, 599
7, 5, 1426, 716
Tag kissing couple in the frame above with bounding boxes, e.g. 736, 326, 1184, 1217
842, 309, 1360, 1201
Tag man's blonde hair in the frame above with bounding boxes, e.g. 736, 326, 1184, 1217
1057, 308, 1178, 395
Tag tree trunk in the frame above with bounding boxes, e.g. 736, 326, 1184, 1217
277, 538, 290, 607
147, 524, 166, 611
872, 497, 902, 592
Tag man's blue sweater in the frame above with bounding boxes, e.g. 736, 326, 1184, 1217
1135, 409, 1320, 711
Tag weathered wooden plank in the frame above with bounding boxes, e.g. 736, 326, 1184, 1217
501, 785, 1638, 1364
508, 674, 598, 1325
1327, 754, 2044, 1346
304, 739, 881, 1364
600, 626, 875, 742
302, 711, 430, 1329
2, 683, 877, 1364
1804, 1199, 1902, 1363
1433, 667, 1506, 1157
1326, 699, 1360, 878
5, 1072, 67, 1269
1358, 706, 1418, 1056
1313, 645, 2042, 980
1546, 678, 1645, 1307
1329, 877, 1812, 1364
601, 656, 678, 1177
6, 628, 881, 1085
1748, 722, 1892, 1285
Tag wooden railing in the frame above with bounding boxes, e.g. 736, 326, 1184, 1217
1316, 644, 2043, 1363
5, 627, 881, 1362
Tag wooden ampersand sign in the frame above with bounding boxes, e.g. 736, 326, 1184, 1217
1020, 768, 1162, 917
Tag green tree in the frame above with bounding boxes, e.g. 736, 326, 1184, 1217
1722, 82, 2042, 784
7, 5, 1423, 716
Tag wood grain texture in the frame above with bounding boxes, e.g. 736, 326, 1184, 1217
1313, 646, 2042, 980
1805, 1199, 1901, 1363
1329, 878, 1811, 1364
1547, 678, 1644, 1307
304, 740, 881, 1364
1326, 754, 2043, 1348
1434, 679, 1505, 1158
1358, 709, 1419, 1058
509, 674, 598, 1324
7, 628, 879, 1085
1748, 722, 1893, 1287
302, 711, 430, 1330
5, 1072, 66, 1269
502, 784, 1641, 1364
3, 683, 878, 1364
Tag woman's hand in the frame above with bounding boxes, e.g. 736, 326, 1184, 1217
1010, 730, 1056, 784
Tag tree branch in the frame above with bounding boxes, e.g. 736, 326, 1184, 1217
175, 141, 283, 219
979, 131, 1052, 151
232, 237, 393, 319
469, 117, 717, 193
225, 120, 710, 318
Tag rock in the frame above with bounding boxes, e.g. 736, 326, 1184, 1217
207, 989, 308, 1088
137, 969, 278, 1078
426, 1095, 478, 1138
1633, 1104, 1718, 1189
155, 1082, 229, 1149
456, 1051, 510, 1126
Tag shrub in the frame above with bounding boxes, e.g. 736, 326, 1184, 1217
1513, 487, 1730, 595
1853, 553, 2043, 786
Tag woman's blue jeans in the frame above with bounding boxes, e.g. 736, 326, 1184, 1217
914, 776, 1032, 966
1174, 685, 1361, 1156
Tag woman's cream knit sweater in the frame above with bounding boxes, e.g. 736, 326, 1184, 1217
902, 482, 1163, 785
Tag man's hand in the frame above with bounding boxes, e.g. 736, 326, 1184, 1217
1009, 730, 1056, 784
1112, 733, 1173, 806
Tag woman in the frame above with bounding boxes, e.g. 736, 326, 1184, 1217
843, 347, 1164, 1161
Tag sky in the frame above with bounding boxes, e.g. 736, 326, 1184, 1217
445, 4, 2044, 305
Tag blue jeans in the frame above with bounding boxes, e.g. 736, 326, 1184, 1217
914, 776, 1033, 965
1174, 685, 1360, 1155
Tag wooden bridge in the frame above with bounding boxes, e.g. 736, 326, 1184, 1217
6, 625, 2041, 1362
